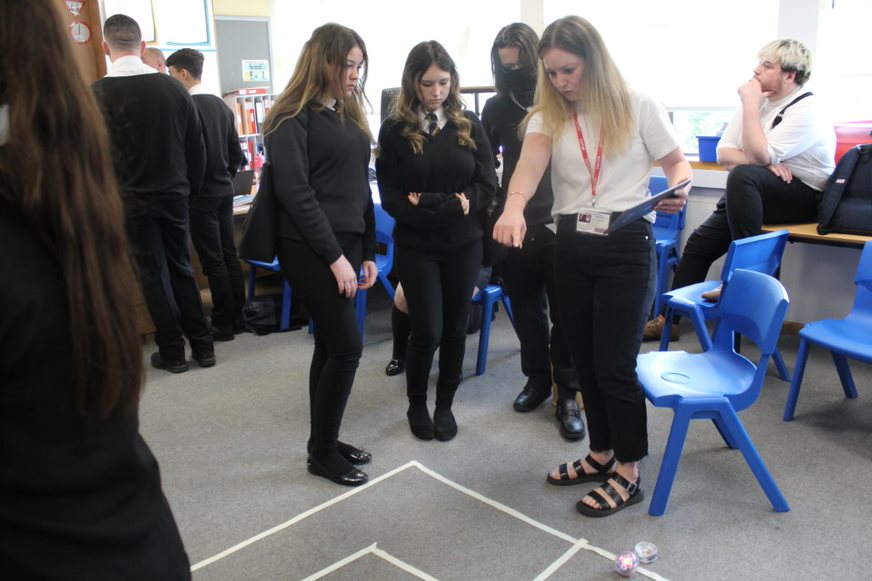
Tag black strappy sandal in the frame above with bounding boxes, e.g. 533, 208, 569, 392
576, 473, 644, 517
546, 454, 616, 486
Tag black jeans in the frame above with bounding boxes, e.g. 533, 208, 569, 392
278, 234, 363, 461
189, 195, 246, 332
671, 164, 820, 291
555, 216, 655, 462
397, 239, 482, 407
499, 224, 578, 393
126, 194, 212, 361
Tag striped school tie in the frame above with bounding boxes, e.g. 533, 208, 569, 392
425, 112, 438, 136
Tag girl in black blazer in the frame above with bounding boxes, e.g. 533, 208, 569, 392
376, 41, 497, 441
263, 23, 376, 487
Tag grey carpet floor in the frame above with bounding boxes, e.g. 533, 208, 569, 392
138, 290, 872, 580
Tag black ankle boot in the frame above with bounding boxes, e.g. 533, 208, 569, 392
407, 402, 434, 440
433, 404, 457, 441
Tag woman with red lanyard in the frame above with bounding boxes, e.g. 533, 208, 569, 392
494, 15, 692, 518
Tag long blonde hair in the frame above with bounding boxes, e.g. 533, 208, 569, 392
389, 41, 474, 156
263, 23, 371, 140
529, 15, 634, 157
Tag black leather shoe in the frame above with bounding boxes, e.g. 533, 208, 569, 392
307, 457, 368, 487
555, 399, 586, 441
150, 352, 188, 374
407, 404, 435, 440
433, 406, 457, 441
192, 350, 216, 368
385, 358, 405, 376
513, 378, 551, 412
337, 441, 372, 465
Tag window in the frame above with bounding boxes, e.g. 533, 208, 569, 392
815, 0, 872, 121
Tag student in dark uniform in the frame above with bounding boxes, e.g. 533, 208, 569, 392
376, 41, 496, 441
482, 23, 585, 441
0, 3, 189, 578
263, 23, 377, 487
93, 14, 211, 374
166, 48, 247, 341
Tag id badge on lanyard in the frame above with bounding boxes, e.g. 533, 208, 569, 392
573, 112, 609, 235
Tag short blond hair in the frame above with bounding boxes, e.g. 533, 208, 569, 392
758, 39, 812, 86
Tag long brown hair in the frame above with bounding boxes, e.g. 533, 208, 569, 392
531, 15, 635, 156
0, 0, 143, 417
263, 23, 372, 140
390, 41, 475, 155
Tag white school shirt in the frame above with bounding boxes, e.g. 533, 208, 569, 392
527, 90, 679, 221
418, 106, 447, 132
107, 55, 159, 77
717, 86, 835, 191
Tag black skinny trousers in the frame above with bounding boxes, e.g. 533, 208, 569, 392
397, 240, 482, 407
671, 164, 820, 291
278, 234, 362, 460
189, 195, 246, 332
126, 193, 212, 361
499, 224, 579, 391
555, 217, 655, 462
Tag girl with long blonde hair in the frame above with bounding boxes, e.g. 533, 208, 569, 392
495, 15, 693, 518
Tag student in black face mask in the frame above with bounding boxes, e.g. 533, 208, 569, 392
481, 23, 585, 441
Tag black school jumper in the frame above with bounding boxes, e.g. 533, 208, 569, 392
376, 111, 496, 412
266, 104, 375, 475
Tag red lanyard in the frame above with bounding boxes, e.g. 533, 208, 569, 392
572, 111, 603, 204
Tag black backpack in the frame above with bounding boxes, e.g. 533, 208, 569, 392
818, 144, 872, 236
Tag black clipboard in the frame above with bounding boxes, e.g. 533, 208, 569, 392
606, 179, 691, 234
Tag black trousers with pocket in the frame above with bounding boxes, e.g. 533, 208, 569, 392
278, 233, 362, 460
670, 164, 820, 292
126, 193, 213, 361
397, 239, 482, 407
189, 195, 246, 333
499, 223, 579, 392
555, 216, 655, 463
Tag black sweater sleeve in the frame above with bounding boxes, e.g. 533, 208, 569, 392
269, 110, 343, 264
461, 111, 497, 215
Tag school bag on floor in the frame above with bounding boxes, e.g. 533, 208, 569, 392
818, 144, 872, 236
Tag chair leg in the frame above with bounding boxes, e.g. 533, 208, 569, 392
772, 348, 791, 383
783, 339, 810, 421
649, 406, 694, 516
658, 305, 674, 352
279, 280, 292, 331
832, 352, 859, 398
247, 266, 257, 302
355, 289, 367, 340
711, 417, 739, 449
476, 293, 498, 376
501, 293, 514, 324
718, 403, 789, 512
688, 307, 713, 352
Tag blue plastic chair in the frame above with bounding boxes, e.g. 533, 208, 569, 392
472, 285, 515, 376
658, 230, 792, 382
354, 203, 396, 339
245, 257, 292, 331
637, 269, 791, 516
649, 176, 687, 316
784, 241, 872, 421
